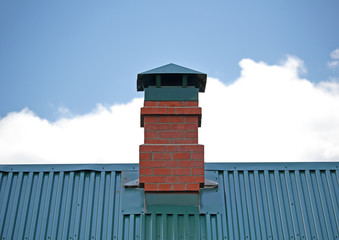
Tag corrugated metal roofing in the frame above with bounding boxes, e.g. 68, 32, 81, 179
0, 162, 338, 239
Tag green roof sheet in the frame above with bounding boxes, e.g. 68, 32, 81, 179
1, 162, 338, 239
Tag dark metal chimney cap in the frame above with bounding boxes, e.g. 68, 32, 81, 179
137, 63, 207, 92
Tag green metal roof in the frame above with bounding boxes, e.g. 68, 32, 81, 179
0, 162, 338, 239
137, 63, 207, 92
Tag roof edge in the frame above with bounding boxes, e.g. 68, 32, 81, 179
0, 163, 139, 173
0, 162, 338, 173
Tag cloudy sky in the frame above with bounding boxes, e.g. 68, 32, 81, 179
0, 1, 338, 164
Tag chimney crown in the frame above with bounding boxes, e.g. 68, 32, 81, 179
137, 63, 207, 92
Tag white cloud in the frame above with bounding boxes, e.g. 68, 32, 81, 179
0, 100, 144, 164
57, 106, 73, 118
328, 60, 339, 68
328, 48, 339, 68
317, 78, 339, 95
1, 56, 339, 164
200, 56, 339, 161
330, 48, 339, 59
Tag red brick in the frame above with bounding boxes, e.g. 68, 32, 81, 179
141, 107, 167, 115
172, 124, 198, 131
145, 131, 157, 139
139, 175, 146, 182
175, 107, 201, 115
145, 139, 171, 144
185, 131, 198, 138
173, 168, 191, 176
139, 152, 152, 160
173, 152, 191, 160
159, 116, 185, 123
191, 152, 204, 160
166, 145, 178, 152
167, 161, 177, 168
178, 161, 204, 168
141, 176, 167, 183
140, 168, 153, 175
171, 139, 198, 144
153, 168, 171, 175
192, 168, 204, 175
158, 184, 172, 191
167, 108, 175, 114
144, 116, 158, 124
158, 101, 185, 107
178, 145, 204, 152
173, 184, 186, 191
144, 101, 158, 107
185, 116, 199, 123
140, 160, 167, 168
140, 145, 166, 152
167, 176, 178, 183
153, 152, 172, 160
158, 131, 185, 139
145, 124, 171, 131
145, 184, 158, 191
187, 184, 200, 191
178, 176, 204, 183
185, 101, 198, 107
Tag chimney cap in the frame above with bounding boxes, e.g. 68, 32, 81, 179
137, 63, 207, 92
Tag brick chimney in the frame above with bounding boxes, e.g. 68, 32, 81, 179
138, 63, 207, 192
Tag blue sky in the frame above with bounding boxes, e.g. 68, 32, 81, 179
1, 0, 338, 120
1, 1, 339, 164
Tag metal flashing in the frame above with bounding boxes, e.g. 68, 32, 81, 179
204, 178, 218, 188
124, 178, 139, 188
145, 193, 199, 214
121, 172, 144, 215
